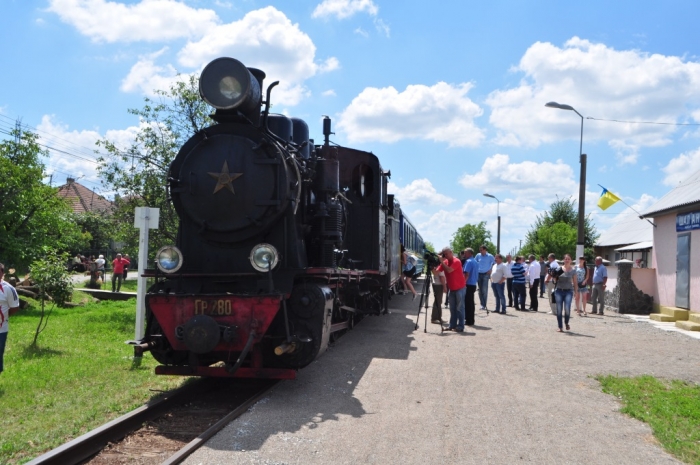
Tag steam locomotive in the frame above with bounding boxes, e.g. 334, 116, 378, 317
135, 57, 424, 379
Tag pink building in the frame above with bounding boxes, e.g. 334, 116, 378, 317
642, 170, 700, 311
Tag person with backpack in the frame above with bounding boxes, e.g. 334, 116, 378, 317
401, 245, 417, 300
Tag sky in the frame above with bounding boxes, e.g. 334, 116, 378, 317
2, 0, 700, 254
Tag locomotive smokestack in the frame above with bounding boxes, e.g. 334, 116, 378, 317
322, 116, 333, 146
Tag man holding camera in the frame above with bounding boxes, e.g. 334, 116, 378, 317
431, 256, 447, 324
437, 247, 466, 332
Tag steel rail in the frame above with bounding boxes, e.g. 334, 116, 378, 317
162, 380, 279, 465
25, 381, 206, 465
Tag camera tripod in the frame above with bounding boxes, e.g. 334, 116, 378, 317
414, 268, 443, 333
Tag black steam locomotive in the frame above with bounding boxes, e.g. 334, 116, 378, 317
135, 57, 422, 379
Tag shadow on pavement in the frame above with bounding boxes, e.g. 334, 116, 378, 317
204, 281, 421, 453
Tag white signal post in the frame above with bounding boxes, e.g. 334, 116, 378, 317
133, 207, 160, 341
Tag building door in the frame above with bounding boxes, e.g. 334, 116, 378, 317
675, 233, 690, 309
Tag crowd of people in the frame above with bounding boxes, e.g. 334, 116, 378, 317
425, 245, 609, 333
69, 253, 132, 292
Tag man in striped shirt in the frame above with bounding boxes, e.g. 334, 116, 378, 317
511, 256, 527, 310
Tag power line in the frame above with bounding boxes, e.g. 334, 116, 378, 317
586, 116, 700, 126
0, 114, 105, 159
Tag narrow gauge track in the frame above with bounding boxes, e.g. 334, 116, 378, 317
26, 378, 278, 465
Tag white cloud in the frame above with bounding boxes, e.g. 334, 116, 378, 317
487, 37, 700, 163
337, 82, 484, 147
662, 146, 700, 186
120, 48, 183, 96
47, 0, 219, 43
354, 27, 369, 38
177, 7, 339, 106
312, 0, 378, 19
322, 89, 337, 97
388, 179, 454, 206
459, 154, 576, 200
373, 18, 390, 37
407, 197, 540, 253
36, 115, 142, 187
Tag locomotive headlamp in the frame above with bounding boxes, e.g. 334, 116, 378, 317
249, 243, 279, 272
199, 57, 261, 111
156, 246, 183, 273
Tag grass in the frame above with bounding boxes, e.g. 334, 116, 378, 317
80, 276, 141, 293
598, 375, 700, 464
0, 291, 187, 464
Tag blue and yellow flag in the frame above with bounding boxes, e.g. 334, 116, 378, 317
597, 187, 621, 211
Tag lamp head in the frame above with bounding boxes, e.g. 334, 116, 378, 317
483, 193, 495, 199
545, 101, 575, 111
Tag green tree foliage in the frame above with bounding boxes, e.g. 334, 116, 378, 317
529, 222, 578, 259
30, 251, 73, 347
450, 221, 496, 254
424, 241, 436, 253
74, 211, 112, 253
0, 130, 85, 270
521, 197, 599, 259
97, 75, 212, 256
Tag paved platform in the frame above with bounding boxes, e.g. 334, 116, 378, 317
184, 280, 699, 465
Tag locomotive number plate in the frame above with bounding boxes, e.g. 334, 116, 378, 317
194, 298, 233, 316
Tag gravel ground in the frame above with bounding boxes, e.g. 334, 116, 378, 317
183, 280, 699, 465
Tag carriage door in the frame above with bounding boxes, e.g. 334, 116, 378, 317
675, 233, 690, 309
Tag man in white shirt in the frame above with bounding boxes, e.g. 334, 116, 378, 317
0, 263, 21, 375
504, 254, 514, 308
526, 254, 541, 311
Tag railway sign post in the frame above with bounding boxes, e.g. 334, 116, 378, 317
133, 207, 160, 341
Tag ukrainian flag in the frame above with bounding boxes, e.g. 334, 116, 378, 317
597, 187, 621, 210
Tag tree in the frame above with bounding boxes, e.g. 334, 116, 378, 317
97, 75, 212, 256
529, 222, 577, 259
450, 221, 496, 254
75, 210, 113, 254
30, 251, 73, 347
424, 241, 436, 253
0, 129, 86, 270
521, 197, 599, 259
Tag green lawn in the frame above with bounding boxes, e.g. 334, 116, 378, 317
0, 292, 186, 464
598, 375, 700, 464
80, 276, 141, 292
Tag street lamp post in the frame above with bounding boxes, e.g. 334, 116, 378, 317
483, 193, 501, 254
545, 101, 587, 260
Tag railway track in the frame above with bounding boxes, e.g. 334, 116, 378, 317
26, 378, 278, 465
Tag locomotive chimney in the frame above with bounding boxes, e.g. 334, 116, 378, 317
322, 116, 333, 146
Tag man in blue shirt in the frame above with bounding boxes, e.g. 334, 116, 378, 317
590, 256, 608, 315
475, 245, 494, 310
462, 248, 479, 326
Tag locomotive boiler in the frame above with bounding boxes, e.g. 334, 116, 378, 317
136, 57, 417, 379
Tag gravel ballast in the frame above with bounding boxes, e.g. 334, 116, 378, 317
183, 280, 698, 465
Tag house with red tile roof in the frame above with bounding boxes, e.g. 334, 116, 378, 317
56, 178, 112, 214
